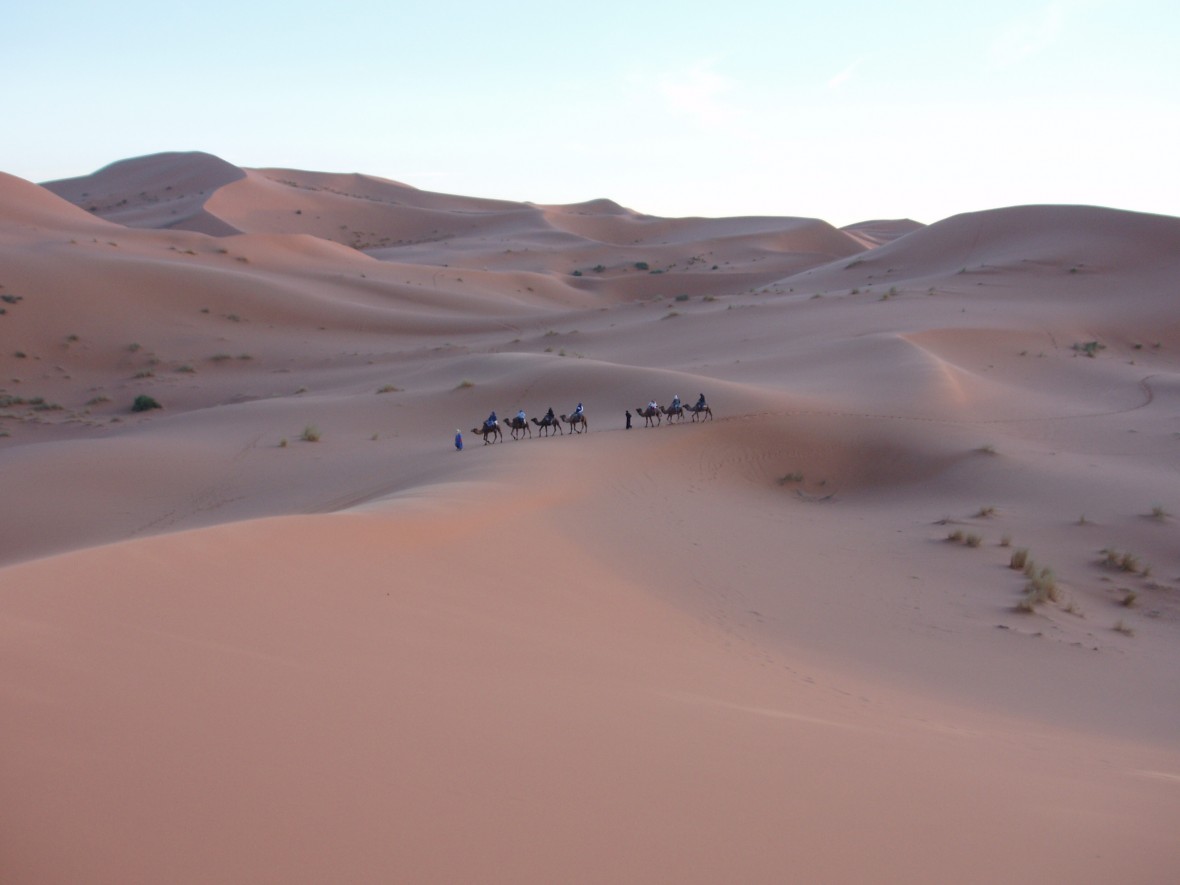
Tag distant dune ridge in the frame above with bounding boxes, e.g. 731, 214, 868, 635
4, 151, 1180, 883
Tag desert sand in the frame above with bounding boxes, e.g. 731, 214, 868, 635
2, 151, 1178, 883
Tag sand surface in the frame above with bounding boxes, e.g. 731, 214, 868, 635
3, 152, 1179, 883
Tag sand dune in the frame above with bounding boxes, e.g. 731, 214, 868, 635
3, 152, 1179, 883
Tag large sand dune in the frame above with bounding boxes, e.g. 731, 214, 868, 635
4, 153, 1179, 883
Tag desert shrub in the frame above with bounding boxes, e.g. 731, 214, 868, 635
674, 294, 690, 302
1072, 341, 1105, 357
131, 395, 161, 412
634, 261, 649, 270
976, 505, 996, 518
376, 384, 401, 394
301, 425, 321, 442
1009, 548, 1029, 570
1113, 619, 1135, 636
964, 533, 982, 548
946, 529, 965, 543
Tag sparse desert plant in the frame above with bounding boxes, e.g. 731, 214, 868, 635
1119, 552, 1140, 573
86, 395, 111, 406
454, 380, 475, 390
777, 472, 804, 485
1102, 547, 1121, 568
1113, 619, 1135, 636
1072, 340, 1105, 358
279, 438, 288, 448
1063, 600, 1083, 616
1150, 505, 1170, 521
999, 533, 1012, 548
210, 353, 233, 362
1120, 589, 1138, 608
634, 261, 650, 271
131, 394, 161, 412
134, 369, 154, 378
976, 505, 996, 518
300, 425, 321, 442
376, 384, 401, 394
976, 443, 997, 455
1019, 567, 1059, 609
176, 364, 196, 373
1009, 548, 1030, 570
946, 529, 965, 543
964, 533, 982, 548
662, 311, 681, 319
674, 293, 690, 302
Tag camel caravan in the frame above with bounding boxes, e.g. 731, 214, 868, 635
469, 395, 711, 445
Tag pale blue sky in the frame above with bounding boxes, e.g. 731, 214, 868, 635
6, 0, 1178, 225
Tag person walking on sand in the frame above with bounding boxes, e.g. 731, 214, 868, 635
625, 409, 632, 429
454, 429, 463, 451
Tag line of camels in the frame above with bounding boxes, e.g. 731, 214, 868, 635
471, 401, 713, 444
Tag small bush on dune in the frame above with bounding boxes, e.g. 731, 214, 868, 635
131, 395, 161, 412
301, 425, 321, 442
1009, 548, 1029, 570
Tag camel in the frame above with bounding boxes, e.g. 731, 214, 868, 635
531, 413, 563, 436
635, 405, 661, 427
660, 403, 685, 423
685, 403, 713, 421
470, 422, 503, 444
560, 412, 589, 434
504, 415, 532, 440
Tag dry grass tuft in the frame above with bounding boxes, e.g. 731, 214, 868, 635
1113, 619, 1135, 636
1009, 548, 1029, 570
300, 424, 321, 442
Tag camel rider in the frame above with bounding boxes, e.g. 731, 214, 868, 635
647, 399, 657, 413
573, 402, 584, 418
671, 394, 681, 411
545, 407, 555, 422
516, 408, 526, 424
695, 393, 707, 410
485, 410, 497, 431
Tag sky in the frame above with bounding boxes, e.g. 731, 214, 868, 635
5, 0, 1178, 226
